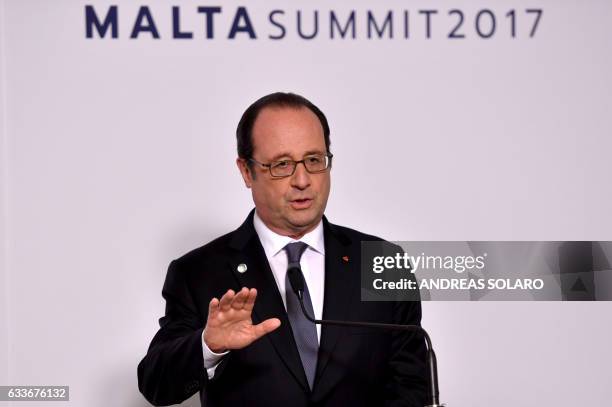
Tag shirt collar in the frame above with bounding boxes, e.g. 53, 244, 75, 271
253, 210, 325, 258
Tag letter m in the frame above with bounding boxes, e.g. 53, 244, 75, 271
367, 11, 393, 39
85, 5, 118, 38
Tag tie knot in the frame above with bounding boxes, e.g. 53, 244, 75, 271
284, 242, 308, 265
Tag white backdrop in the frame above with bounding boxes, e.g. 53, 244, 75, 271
1, 0, 611, 406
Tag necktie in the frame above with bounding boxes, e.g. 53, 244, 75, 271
284, 242, 318, 390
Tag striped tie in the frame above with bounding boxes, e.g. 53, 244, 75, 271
284, 242, 318, 389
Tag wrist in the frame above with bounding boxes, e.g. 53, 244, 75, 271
203, 329, 227, 353
208, 343, 227, 354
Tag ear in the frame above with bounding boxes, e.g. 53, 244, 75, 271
236, 158, 253, 188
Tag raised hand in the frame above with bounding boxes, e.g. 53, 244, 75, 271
203, 287, 281, 353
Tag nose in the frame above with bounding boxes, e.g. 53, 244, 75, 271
290, 161, 311, 190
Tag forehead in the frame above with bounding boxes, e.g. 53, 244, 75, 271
251, 106, 326, 160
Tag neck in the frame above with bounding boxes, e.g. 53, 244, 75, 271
270, 223, 315, 240
255, 211, 321, 240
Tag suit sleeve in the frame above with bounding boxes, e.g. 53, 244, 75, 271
384, 294, 429, 407
137, 260, 209, 406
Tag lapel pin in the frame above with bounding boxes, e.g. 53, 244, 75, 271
237, 263, 248, 273
342, 256, 349, 263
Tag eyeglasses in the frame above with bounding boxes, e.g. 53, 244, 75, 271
248, 153, 333, 178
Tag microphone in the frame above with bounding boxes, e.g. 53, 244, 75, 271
286, 266, 444, 407
287, 265, 305, 300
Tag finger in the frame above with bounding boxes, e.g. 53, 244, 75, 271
231, 287, 249, 310
252, 318, 281, 340
219, 289, 235, 312
244, 288, 257, 312
208, 297, 220, 320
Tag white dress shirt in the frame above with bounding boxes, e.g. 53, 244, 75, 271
202, 211, 326, 378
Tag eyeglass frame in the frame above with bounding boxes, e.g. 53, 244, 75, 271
247, 153, 333, 178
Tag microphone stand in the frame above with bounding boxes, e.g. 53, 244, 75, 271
287, 267, 444, 407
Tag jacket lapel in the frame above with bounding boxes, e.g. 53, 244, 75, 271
314, 218, 356, 386
228, 210, 310, 392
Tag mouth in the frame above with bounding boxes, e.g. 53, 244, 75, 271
289, 198, 313, 210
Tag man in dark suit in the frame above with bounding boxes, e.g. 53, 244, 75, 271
138, 92, 427, 406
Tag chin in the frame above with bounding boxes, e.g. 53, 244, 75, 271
288, 211, 321, 229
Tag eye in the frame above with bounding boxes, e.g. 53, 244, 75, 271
273, 160, 290, 169
306, 156, 323, 164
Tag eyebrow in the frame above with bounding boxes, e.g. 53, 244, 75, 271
269, 150, 326, 161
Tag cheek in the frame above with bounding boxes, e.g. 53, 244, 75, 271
251, 184, 268, 208
316, 176, 331, 199
254, 182, 289, 209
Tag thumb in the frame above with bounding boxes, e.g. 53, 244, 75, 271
252, 318, 281, 339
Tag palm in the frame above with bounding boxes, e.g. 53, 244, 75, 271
204, 288, 281, 352
207, 308, 259, 349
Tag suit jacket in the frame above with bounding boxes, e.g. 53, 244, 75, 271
138, 210, 427, 407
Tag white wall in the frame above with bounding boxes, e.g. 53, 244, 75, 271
0, 0, 10, 389
2, 0, 611, 406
